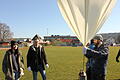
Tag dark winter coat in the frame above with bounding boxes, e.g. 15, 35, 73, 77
116, 49, 120, 60
27, 45, 48, 71
85, 44, 109, 75
116, 49, 120, 62
2, 49, 24, 80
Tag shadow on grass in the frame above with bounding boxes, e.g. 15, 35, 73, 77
112, 79, 120, 80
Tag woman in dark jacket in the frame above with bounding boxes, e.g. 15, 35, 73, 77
2, 40, 24, 80
27, 34, 49, 80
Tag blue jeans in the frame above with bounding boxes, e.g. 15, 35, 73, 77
32, 65, 46, 80
13, 71, 20, 80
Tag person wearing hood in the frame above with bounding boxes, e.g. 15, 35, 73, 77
83, 35, 109, 80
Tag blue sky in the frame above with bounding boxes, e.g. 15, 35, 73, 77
0, 0, 120, 38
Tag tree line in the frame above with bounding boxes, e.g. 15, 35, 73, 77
0, 23, 13, 41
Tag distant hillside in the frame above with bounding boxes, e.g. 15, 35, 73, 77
100, 32, 120, 44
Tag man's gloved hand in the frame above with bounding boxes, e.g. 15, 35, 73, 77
27, 66, 31, 71
46, 64, 49, 68
43, 70, 46, 74
82, 47, 88, 55
20, 68, 24, 76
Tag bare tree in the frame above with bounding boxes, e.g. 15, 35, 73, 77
0, 23, 13, 41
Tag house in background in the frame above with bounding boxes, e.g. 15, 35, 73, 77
0, 41, 10, 48
44, 35, 82, 46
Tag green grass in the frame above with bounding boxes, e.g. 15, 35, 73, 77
0, 46, 120, 80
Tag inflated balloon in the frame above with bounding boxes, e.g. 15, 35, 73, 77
58, 0, 116, 46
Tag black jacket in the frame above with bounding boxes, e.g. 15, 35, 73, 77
27, 45, 48, 71
85, 44, 109, 75
116, 49, 120, 61
2, 49, 24, 80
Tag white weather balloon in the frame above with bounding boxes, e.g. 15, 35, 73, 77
58, 0, 116, 46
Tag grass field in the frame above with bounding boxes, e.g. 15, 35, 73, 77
0, 46, 120, 80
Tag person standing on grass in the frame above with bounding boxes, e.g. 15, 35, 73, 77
83, 35, 109, 80
116, 49, 120, 62
2, 40, 24, 80
27, 34, 49, 80
85, 39, 95, 80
